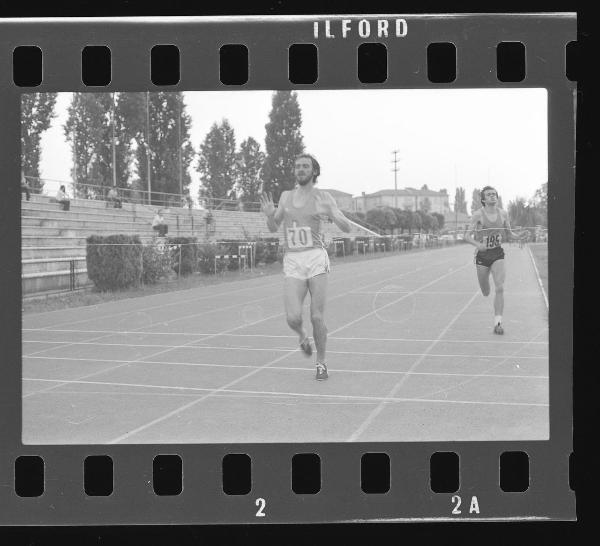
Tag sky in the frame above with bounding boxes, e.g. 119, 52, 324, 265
38, 88, 547, 209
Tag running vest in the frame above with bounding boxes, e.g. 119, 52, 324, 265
476, 207, 506, 250
281, 190, 326, 252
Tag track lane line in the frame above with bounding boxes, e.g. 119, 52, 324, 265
23, 257, 457, 397
104, 262, 471, 443
22, 378, 549, 408
348, 290, 480, 441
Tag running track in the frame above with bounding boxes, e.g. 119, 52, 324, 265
22, 243, 549, 443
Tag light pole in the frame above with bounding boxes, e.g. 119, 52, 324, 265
391, 150, 400, 209
111, 92, 117, 188
146, 91, 151, 205
178, 93, 183, 197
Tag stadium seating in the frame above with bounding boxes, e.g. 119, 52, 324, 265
22, 194, 374, 297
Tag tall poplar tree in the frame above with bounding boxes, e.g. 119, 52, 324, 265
262, 91, 305, 201
235, 137, 265, 206
197, 119, 237, 201
21, 92, 57, 191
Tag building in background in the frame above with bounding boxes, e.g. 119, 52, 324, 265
353, 185, 451, 214
320, 188, 354, 212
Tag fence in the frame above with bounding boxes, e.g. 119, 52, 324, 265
23, 177, 262, 212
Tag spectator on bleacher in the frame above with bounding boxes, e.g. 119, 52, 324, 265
21, 174, 31, 201
56, 185, 70, 211
107, 187, 122, 208
152, 210, 168, 237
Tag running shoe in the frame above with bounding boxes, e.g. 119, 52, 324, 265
300, 337, 313, 357
493, 323, 504, 335
316, 362, 328, 380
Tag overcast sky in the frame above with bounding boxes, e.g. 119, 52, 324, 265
38, 88, 547, 208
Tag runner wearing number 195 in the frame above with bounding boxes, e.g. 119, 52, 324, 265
464, 186, 528, 335
259, 154, 351, 380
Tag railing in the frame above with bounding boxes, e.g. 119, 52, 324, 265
22, 177, 262, 212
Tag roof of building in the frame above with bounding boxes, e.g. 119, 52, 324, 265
359, 188, 449, 198
320, 188, 353, 197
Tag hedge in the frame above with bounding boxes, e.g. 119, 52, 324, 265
167, 236, 198, 276
86, 234, 143, 290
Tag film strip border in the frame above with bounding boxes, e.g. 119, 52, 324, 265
0, 15, 576, 523
4, 445, 575, 523
0, 15, 576, 89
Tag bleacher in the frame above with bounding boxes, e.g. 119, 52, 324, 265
22, 194, 376, 297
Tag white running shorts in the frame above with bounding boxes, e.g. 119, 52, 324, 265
283, 247, 330, 280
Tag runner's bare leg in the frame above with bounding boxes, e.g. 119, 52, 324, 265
308, 273, 328, 362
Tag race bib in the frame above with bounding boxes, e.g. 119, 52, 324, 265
286, 224, 313, 249
483, 233, 502, 248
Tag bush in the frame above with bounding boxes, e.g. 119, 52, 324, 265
196, 243, 226, 274
255, 237, 280, 264
168, 236, 198, 276
86, 235, 143, 291
141, 243, 172, 284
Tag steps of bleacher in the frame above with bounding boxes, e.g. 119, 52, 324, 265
23, 256, 87, 275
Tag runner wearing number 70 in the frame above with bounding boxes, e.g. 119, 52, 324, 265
259, 154, 351, 380
464, 186, 529, 335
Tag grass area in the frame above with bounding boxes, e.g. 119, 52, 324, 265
23, 242, 459, 315
528, 242, 548, 296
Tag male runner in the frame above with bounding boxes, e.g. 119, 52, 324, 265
464, 186, 528, 335
259, 154, 351, 380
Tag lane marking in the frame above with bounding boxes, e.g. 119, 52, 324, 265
23, 378, 549, 408
24, 256, 453, 357
527, 245, 549, 310
105, 262, 471, 443
23, 355, 549, 379
349, 290, 480, 441
23, 258, 455, 397
21, 328, 549, 344
22, 340, 547, 360
29, 248, 445, 329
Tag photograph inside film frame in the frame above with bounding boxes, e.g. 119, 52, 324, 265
21, 88, 549, 444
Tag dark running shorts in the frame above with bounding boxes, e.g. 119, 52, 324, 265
475, 246, 505, 268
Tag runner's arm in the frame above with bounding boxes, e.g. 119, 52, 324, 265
264, 192, 286, 232
464, 211, 486, 251
323, 192, 352, 233
503, 211, 528, 240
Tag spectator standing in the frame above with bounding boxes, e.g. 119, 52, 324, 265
56, 185, 70, 211
152, 210, 168, 237
107, 187, 122, 208
21, 174, 31, 201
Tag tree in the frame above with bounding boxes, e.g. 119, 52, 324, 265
531, 182, 547, 221
234, 137, 265, 206
508, 197, 545, 231
197, 119, 237, 200
471, 188, 481, 214
393, 208, 410, 233
454, 187, 467, 214
262, 91, 305, 201
366, 207, 397, 233
64, 93, 112, 197
21, 93, 57, 191
134, 92, 194, 202
431, 212, 445, 230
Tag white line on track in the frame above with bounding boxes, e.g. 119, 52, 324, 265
104, 262, 470, 443
23, 258, 454, 397
348, 290, 480, 442
23, 378, 549, 408
31, 248, 446, 330
412, 327, 548, 400
23, 355, 549, 379
21, 328, 549, 344
23, 257, 452, 358
527, 245, 549, 310
22, 340, 547, 359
